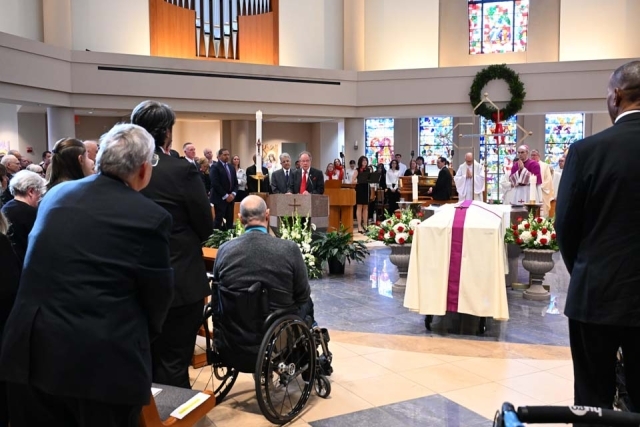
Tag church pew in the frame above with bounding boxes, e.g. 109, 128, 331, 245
139, 385, 215, 427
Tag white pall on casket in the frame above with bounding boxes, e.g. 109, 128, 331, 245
404, 201, 509, 321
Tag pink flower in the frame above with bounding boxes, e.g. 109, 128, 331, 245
517, 217, 523, 222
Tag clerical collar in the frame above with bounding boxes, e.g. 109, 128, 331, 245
615, 110, 640, 123
245, 225, 268, 234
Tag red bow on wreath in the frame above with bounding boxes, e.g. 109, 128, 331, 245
491, 111, 506, 144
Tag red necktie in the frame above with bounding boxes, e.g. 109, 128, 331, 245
300, 170, 307, 193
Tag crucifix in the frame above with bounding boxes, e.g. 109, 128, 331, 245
288, 198, 302, 215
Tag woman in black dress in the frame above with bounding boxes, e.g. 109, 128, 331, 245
353, 156, 371, 233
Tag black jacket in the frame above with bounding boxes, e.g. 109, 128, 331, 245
209, 161, 238, 205
245, 164, 271, 194
1, 199, 37, 264
556, 112, 640, 326
432, 167, 452, 200
289, 167, 325, 194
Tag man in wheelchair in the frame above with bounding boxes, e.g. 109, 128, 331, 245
210, 196, 332, 403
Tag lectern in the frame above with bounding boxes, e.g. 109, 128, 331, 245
267, 194, 330, 230
324, 181, 356, 233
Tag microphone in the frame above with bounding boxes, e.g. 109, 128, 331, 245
410, 150, 415, 159
339, 152, 345, 159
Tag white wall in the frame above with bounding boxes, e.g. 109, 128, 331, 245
364, 0, 439, 71
18, 112, 47, 164
560, 0, 640, 61
71, 0, 150, 55
591, 112, 612, 135
0, 0, 43, 42
0, 103, 19, 156
279, 0, 344, 69
173, 120, 222, 159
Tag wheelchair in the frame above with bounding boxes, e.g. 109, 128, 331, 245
201, 280, 333, 425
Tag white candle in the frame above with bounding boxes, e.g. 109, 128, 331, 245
256, 110, 262, 174
412, 174, 419, 202
529, 175, 537, 203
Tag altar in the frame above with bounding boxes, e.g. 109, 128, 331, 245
404, 201, 510, 321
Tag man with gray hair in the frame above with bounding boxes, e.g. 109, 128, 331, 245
270, 152, 293, 193
0, 123, 174, 426
0, 154, 21, 204
1, 170, 46, 263
84, 140, 99, 163
289, 151, 324, 195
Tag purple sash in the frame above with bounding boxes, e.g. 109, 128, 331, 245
446, 200, 473, 312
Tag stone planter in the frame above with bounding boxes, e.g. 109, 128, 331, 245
388, 243, 411, 293
521, 249, 555, 301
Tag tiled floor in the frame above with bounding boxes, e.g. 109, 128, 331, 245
191, 247, 574, 426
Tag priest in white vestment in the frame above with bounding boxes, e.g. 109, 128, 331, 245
552, 156, 565, 201
509, 145, 542, 204
454, 152, 485, 201
530, 149, 554, 217
404, 201, 509, 320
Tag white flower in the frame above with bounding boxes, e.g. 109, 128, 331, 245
392, 222, 408, 234
394, 232, 410, 244
520, 230, 533, 243
384, 231, 392, 240
518, 221, 528, 231
382, 218, 394, 228
536, 233, 551, 246
409, 219, 422, 230
311, 223, 316, 231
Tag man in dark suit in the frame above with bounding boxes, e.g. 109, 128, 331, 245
428, 157, 452, 201
209, 148, 238, 230
246, 154, 271, 194
270, 152, 293, 193
289, 151, 324, 195
556, 60, 640, 416
0, 123, 174, 426
132, 100, 213, 389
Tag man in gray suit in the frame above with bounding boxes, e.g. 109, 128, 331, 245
270, 152, 293, 194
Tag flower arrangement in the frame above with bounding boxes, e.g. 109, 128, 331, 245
203, 219, 245, 248
366, 209, 424, 245
279, 215, 322, 279
504, 213, 559, 251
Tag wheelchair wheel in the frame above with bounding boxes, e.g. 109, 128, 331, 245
315, 374, 331, 398
255, 315, 316, 425
212, 364, 239, 404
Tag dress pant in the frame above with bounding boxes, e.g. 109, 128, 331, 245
214, 199, 235, 230
569, 319, 640, 425
151, 300, 205, 388
7, 382, 141, 427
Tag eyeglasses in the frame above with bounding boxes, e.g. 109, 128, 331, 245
151, 154, 159, 167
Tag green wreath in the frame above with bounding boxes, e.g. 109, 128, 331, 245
469, 64, 526, 121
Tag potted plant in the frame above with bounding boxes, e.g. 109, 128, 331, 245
314, 226, 369, 275
203, 220, 245, 248
504, 213, 559, 301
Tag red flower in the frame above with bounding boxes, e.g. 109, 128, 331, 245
513, 231, 519, 237
397, 226, 405, 232
409, 230, 414, 236
398, 237, 405, 244
540, 238, 548, 245
517, 217, 523, 222
531, 230, 538, 237
524, 223, 530, 229
536, 217, 543, 223
390, 231, 395, 237
417, 212, 424, 218
516, 238, 523, 244
551, 233, 556, 239
395, 212, 402, 219
541, 227, 548, 234
511, 224, 518, 231
376, 221, 381, 226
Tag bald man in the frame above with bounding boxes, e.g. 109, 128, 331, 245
509, 145, 542, 205
454, 152, 485, 201
556, 60, 640, 416
84, 140, 99, 162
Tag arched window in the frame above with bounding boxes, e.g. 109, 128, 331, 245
544, 114, 584, 168
418, 117, 453, 172
468, 0, 529, 55
365, 118, 394, 168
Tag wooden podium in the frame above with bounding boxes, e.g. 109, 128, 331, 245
267, 194, 330, 230
324, 180, 356, 233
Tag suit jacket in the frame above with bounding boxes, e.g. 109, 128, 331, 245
1, 199, 37, 264
289, 167, 325, 195
556, 112, 640, 327
271, 168, 293, 193
0, 234, 20, 343
432, 167, 452, 200
245, 164, 271, 193
0, 174, 174, 406
141, 150, 213, 307
209, 161, 238, 205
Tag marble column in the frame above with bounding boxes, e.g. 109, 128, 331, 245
47, 107, 76, 150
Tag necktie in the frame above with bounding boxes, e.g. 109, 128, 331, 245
285, 170, 289, 185
300, 170, 307, 193
225, 163, 232, 191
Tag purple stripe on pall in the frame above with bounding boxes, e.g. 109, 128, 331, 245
446, 200, 473, 312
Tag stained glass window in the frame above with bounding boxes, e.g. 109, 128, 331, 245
479, 116, 518, 201
468, 0, 529, 55
418, 117, 453, 167
365, 118, 394, 168
544, 114, 584, 169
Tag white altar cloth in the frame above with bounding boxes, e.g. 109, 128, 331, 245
404, 201, 510, 320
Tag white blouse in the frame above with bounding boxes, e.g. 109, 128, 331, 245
386, 169, 401, 189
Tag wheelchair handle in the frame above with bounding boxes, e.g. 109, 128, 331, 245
497, 402, 640, 426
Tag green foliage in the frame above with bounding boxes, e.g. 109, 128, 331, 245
313, 226, 370, 267
469, 64, 526, 121
203, 220, 245, 248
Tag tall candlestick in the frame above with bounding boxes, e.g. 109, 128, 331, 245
529, 175, 537, 203
412, 174, 419, 202
256, 110, 262, 174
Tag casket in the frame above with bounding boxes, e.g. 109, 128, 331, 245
404, 201, 510, 320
